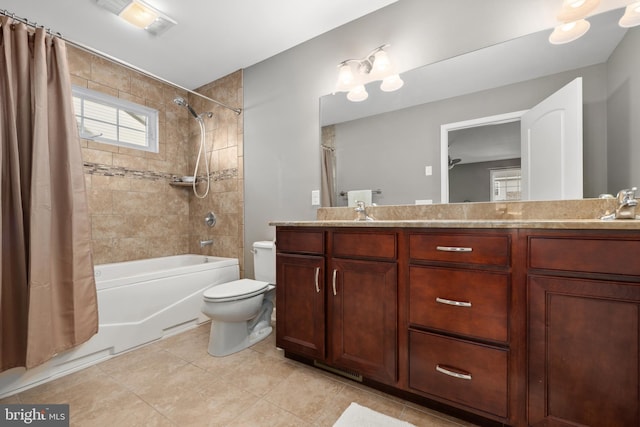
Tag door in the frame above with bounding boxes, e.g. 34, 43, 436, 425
528, 275, 639, 426
275, 253, 325, 359
521, 77, 583, 200
329, 258, 397, 385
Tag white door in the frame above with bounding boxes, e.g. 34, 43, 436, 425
521, 78, 583, 200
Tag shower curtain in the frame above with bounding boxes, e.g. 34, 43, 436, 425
0, 17, 98, 372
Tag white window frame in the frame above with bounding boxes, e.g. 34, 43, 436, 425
72, 85, 159, 153
490, 167, 522, 201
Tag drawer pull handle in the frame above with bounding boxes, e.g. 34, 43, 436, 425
436, 365, 472, 381
332, 269, 337, 296
436, 297, 472, 308
436, 246, 472, 252
314, 267, 320, 293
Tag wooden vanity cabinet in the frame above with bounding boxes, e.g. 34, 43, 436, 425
526, 230, 640, 427
405, 229, 524, 425
275, 228, 326, 360
328, 230, 398, 385
275, 227, 399, 385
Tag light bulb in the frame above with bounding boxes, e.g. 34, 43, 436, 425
335, 63, 355, 92
380, 74, 404, 92
371, 50, 391, 76
557, 0, 599, 22
347, 85, 368, 102
119, 0, 159, 29
549, 19, 590, 44
619, 1, 640, 28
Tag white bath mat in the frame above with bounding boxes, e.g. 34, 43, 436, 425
333, 402, 416, 427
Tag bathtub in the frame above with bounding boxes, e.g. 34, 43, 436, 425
0, 255, 239, 398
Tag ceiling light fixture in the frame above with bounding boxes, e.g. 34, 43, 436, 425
556, 0, 600, 22
619, 1, 640, 27
335, 45, 404, 102
95, 0, 177, 36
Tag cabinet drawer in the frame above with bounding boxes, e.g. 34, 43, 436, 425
409, 330, 508, 418
409, 266, 508, 342
529, 236, 640, 276
276, 229, 324, 254
332, 231, 396, 260
409, 233, 509, 266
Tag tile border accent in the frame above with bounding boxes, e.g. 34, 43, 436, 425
83, 162, 238, 182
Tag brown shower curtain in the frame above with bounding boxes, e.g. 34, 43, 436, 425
0, 17, 98, 372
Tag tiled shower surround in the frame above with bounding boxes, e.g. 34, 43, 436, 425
68, 46, 245, 274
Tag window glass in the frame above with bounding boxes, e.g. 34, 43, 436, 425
72, 86, 158, 153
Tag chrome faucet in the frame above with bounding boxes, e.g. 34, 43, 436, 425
354, 201, 375, 221
200, 239, 214, 248
614, 187, 638, 219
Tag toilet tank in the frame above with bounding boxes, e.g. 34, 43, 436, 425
253, 241, 276, 283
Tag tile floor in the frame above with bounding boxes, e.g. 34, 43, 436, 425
1, 323, 476, 427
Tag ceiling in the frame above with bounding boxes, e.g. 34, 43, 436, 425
0, 0, 397, 89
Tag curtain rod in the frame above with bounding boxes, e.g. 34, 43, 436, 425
0, 9, 242, 115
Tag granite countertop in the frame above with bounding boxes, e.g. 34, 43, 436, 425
269, 199, 640, 230
269, 218, 640, 229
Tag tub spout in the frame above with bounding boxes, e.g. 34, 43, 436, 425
200, 239, 214, 248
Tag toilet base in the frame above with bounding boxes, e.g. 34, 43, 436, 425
207, 320, 273, 357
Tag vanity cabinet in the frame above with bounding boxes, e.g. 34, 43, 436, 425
275, 227, 399, 385
405, 230, 522, 424
275, 229, 326, 360
526, 230, 640, 427
328, 231, 398, 385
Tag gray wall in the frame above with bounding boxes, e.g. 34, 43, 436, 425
607, 26, 640, 192
450, 159, 521, 203
241, 0, 628, 278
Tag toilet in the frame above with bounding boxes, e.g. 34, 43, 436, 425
201, 241, 276, 356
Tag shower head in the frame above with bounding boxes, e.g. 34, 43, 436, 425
173, 97, 200, 120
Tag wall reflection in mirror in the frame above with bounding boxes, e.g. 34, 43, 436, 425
320, 8, 640, 207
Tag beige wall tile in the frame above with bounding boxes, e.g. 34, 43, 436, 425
71, 46, 243, 266
82, 148, 114, 165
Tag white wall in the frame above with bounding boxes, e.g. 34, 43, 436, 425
242, 0, 629, 277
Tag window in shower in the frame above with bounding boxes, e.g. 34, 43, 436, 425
72, 85, 159, 153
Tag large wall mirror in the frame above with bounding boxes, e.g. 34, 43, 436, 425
320, 8, 639, 207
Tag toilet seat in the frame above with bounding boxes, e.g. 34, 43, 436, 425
203, 279, 269, 303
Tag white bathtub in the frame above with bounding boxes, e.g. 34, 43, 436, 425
0, 255, 239, 398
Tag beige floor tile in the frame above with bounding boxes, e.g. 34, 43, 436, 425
400, 405, 473, 427
314, 383, 406, 426
216, 351, 298, 397
2, 323, 473, 427
265, 367, 345, 423
159, 325, 212, 362
226, 398, 311, 427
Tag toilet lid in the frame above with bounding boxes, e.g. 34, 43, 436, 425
203, 279, 269, 302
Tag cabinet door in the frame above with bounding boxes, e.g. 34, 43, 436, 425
276, 254, 325, 359
329, 258, 397, 384
528, 275, 639, 427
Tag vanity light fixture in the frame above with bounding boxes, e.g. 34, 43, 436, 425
549, 0, 599, 45
619, 1, 640, 27
95, 0, 177, 36
550, 0, 640, 45
549, 19, 591, 44
335, 45, 404, 102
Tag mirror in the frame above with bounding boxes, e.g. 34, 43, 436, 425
320, 8, 638, 206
